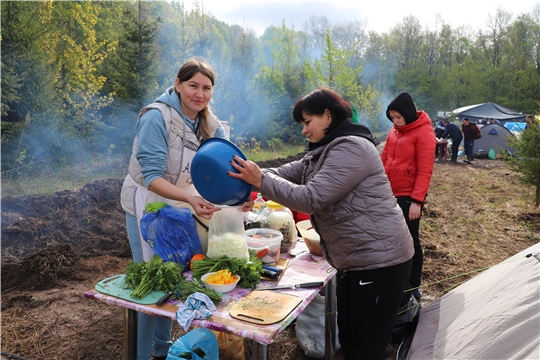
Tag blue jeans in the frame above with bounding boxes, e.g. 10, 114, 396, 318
126, 213, 173, 360
464, 140, 475, 161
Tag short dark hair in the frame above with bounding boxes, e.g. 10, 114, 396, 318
292, 88, 352, 135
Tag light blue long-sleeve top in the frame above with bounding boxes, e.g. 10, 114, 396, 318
135, 86, 227, 187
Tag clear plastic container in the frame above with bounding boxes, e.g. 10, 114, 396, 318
261, 200, 297, 253
245, 228, 283, 264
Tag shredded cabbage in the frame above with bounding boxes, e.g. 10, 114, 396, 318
268, 211, 297, 252
207, 232, 249, 260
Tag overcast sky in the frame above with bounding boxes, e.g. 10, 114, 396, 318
190, 0, 538, 36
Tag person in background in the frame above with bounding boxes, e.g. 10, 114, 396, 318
120, 59, 251, 360
229, 88, 414, 360
525, 114, 536, 131
434, 118, 447, 158
440, 118, 463, 162
461, 117, 481, 164
381, 91, 435, 300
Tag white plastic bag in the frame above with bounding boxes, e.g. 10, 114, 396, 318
206, 205, 249, 260
295, 293, 340, 358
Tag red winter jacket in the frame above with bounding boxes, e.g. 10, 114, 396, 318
381, 110, 436, 204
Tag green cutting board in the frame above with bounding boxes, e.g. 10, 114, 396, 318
95, 274, 168, 305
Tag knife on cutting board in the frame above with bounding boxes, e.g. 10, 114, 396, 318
254, 281, 324, 291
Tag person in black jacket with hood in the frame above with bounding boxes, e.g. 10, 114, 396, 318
440, 118, 463, 162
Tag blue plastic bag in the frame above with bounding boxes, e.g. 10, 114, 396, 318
140, 205, 202, 267
166, 328, 219, 360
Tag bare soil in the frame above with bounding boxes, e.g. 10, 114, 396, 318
2, 155, 539, 360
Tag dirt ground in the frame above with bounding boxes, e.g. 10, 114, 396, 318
2, 154, 539, 360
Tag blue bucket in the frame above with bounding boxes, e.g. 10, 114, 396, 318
191, 138, 252, 206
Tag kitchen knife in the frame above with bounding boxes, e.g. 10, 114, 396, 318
254, 281, 324, 291
155, 291, 173, 306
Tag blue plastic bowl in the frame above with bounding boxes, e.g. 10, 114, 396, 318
191, 138, 252, 206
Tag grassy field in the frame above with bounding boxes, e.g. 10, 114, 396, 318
1, 145, 306, 198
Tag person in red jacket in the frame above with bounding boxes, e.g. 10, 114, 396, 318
381, 91, 435, 299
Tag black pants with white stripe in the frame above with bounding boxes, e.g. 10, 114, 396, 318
336, 259, 412, 360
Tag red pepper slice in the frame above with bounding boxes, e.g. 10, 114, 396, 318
256, 248, 269, 258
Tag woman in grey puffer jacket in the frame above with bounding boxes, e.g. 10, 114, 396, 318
230, 88, 414, 360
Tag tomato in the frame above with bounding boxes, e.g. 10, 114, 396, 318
189, 254, 206, 270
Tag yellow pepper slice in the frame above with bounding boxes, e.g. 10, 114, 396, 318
206, 270, 239, 285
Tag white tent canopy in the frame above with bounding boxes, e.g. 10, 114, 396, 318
452, 102, 526, 123
405, 242, 540, 359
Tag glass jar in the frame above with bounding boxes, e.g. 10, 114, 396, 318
260, 200, 297, 253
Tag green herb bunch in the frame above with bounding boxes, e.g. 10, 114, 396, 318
175, 275, 223, 304
191, 253, 263, 289
124, 255, 183, 299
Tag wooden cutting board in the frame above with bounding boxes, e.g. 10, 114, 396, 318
229, 290, 302, 325
95, 274, 167, 305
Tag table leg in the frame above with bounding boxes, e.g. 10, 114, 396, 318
325, 276, 337, 360
252, 341, 269, 360
123, 308, 137, 360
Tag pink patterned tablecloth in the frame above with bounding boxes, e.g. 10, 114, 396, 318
85, 240, 336, 345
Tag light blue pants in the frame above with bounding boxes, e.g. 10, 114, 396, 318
126, 213, 173, 360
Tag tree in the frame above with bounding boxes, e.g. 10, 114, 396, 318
58, 1, 117, 138
304, 30, 383, 131
253, 21, 305, 144
304, 30, 362, 100
1, 1, 66, 172
503, 118, 540, 207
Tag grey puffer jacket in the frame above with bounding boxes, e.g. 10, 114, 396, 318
260, 136, 414, 271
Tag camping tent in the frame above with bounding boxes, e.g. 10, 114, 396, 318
402, 242, 540, 360
474, 123, 515, 154
505, 121, 527, 132
452, 102, 526, 124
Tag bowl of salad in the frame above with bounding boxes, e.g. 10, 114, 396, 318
201, 270, 241, 293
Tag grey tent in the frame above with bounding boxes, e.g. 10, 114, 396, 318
403, 242, 540, 360
453, 102, 526, 124
474, 123, 515, 155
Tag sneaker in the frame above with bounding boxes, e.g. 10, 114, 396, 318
464, 160, 471, 164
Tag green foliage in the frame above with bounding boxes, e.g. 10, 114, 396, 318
175, 274, 223, 303
2, 1, 539, 192
266, 138, 285, 156
503, 124, 540, 207
304, 30, 362, 100
124, 256, 183, 299
191, 254, 263, 290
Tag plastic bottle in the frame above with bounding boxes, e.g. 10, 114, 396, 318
253, 193, 266, 214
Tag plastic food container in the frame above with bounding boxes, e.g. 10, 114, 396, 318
245, 228, 283, 264
296, 219, 323, 256
201, 272, 241, 293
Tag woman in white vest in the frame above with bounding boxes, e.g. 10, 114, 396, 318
121, 59, 251, 360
